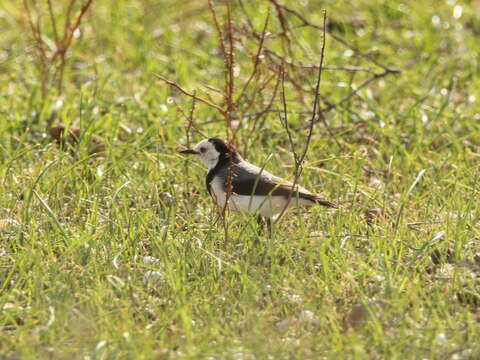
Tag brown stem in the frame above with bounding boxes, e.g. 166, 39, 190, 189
46, 0, 59, 43
272, 1, 400, 74
184, 93, 197, 196
235, 10, 270, 105
276, 10, 328, 222
154, 73, 226, 116
225, 0, 235, 139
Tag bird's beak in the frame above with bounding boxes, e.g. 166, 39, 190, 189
179, 149, 200, 155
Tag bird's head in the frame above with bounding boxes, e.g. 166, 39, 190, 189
179, 138, 239, 170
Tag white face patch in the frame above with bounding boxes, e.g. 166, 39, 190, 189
193, 139, 220, 170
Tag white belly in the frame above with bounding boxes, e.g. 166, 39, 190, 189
210, 177, 305, 217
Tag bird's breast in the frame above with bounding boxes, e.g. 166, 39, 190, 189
209, 176, 228, 209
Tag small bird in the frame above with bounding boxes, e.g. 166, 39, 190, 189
179, 138, 337, 220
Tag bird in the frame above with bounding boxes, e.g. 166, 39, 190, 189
179, 138, 337, 223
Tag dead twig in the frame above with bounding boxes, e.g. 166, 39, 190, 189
223, 0, 236, 244
238, 0, 401, 140
205, 0, 238, 244
272, 1, 400, 74
154, 73, 226, 116
172, 98, 208, 138
225, 0, 235, 133
23, 0, 94, 99
184, 94, 197, 195
269, 0, 292, 56
263, 48, 377, 74
46, 0, 59, 44
235, 8, 270, 105
55, 0, 94, 93
320, 69, 394, 114
207, 0, 228, 69
276, 10, 327, 221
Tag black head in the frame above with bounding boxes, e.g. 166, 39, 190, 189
208, 138, 232, 154
208, 138, 241, 164
178, 138, 241, 170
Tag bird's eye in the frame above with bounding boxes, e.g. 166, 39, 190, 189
199, 147, 206, 153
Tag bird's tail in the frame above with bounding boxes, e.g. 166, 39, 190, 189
299, 193, 338, 208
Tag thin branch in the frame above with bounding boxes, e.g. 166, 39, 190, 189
278, 67, 297, 164
249, 71, 281, 133
232, 9, 270, 141
276, 10, 327, 221
320, 69, 393, 114
64, 0, 77, 35
235, 8, 270, 104
200, 83, 225, 96
225, 0, 235, 136
269, 0, 292, 56
207, 0, 230, 117
48, 0, 93, 93
184, 93, 197, 195
23, 0, 49, 98
264, 48, 377, 74
299, 10, 327, 166
273, 1, 400, 74
63, 0, 93, 50
207, 0, 228, 62
172, 98, 208, 138
239, 0, 401, 127
222, 0, 235, 244
307, 11, 344, 150
46, 0, 59, 43
186, 92, 197, 148
23, 0, 94, 98
154, 73, 226, 115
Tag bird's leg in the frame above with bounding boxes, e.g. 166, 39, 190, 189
256, 215, 273, 237
266, 217, 273, 237
256, 214, 264, 228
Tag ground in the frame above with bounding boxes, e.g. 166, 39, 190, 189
0, 0, 479, 358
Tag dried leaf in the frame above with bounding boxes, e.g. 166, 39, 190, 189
364, 207, 383, 226
344, 303, 368, 330
343, 300, 386, 331
430, 248, 455, 265
49, 124, 105, 156
49, 124, 80, 145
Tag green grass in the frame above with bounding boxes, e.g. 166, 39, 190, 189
1, 0, 480, 358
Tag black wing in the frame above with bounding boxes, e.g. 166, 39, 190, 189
231, 175, 295, 197
230, 163, 303, 197
231, 163, 337, 208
